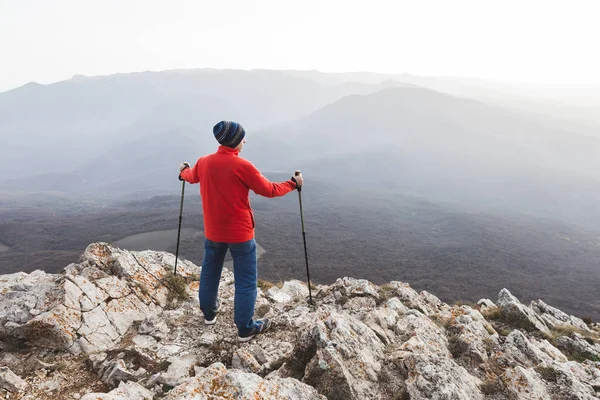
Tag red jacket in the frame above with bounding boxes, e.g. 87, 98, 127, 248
180, 146, 296, 243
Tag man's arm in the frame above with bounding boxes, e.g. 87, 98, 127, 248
243, 162, 297, 198
179, 160, 201, 184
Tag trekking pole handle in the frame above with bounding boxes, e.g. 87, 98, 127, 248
294, 170, 302, 191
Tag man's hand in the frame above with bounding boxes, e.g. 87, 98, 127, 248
179, 162, 190, 181
291, 171, 304, 189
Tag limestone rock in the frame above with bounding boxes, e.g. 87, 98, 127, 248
158, 354, 199, 387
0, 366, 27, 392
442, 306, 499, 365
164, 362, 325, 400
402, 354, 484, 400
299, 310, 386, 399
554, 333, 600, 362
531, 299, 592, 333
502, 366, 550, 400
395, 312, 450, 357
497, 289, 550, 335
381, 281, 443, 315
81, 381, 154, 400
3, 242, 600, 400
503, 330, 567, 367
477, 298, 495, 309
267, 280, 310, 304
332, 277, 379, 299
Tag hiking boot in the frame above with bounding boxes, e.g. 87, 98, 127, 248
204, 300, 221, 325
238, 318, 271, 343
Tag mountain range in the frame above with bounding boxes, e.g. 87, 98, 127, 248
1, 68, 599, 320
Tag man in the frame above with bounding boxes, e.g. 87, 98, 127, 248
178, 121, 303, 342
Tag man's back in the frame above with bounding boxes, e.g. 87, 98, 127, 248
181, 146, 296, 243
196, 146, 254, 243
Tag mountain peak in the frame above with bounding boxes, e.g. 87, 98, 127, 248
0, 243, 598, 399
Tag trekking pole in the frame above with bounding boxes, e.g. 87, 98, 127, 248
174, 179, 185, 276
295, 170, 313, 305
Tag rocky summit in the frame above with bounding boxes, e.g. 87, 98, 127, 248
0, 243, 599, 399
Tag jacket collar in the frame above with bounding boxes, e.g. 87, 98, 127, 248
217, 145, 240, 156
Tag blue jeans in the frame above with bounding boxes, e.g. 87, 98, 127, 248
199, 238, 258, 336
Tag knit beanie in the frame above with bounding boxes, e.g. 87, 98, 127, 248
213, 121, 246, 148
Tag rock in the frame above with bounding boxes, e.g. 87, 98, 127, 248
359, 308, 399, 345
103, 297, 148, 336
0, 366, 27, 392
395, 312, 450, 357
132, 335, 159, 351
563, 361, 600, 389
502, 366, 550, 399
164, 362, 325, 399
80, 266, 110, 281
3, 242, 600, 400
332, 277, 380, 299
502, 330, 567, 366
0, 270, 64, 338
534, 361, 599, 399
267, 280, 310, 304
477, 298, 495, 309
158, 355, 199, 387
234, 341, 295, 375
1, 353, 19, 367
77, 305, 121, 354
93, 276, 131, 299
343, 296, 376, 310
81, 243, 196, 306
299, 310, 386, 399
138, 315, 169, 339
531, 299, 592, 333
497, 289, 550, 334
402, 354, 484, 400
23, 304, 82, 352
81, 381, 154, 400
281, 280, 310, 300
381, 281, 442, 315
1, 244, 197, 357
39, 375, 62, 393
384, 297, 409, 314
442, 306, 498, 365
554, 333, 600, 362
65, 275, 108, 311
267, 287, 292, 303
156, 344, 182, 359
199, 332, 218, 346
232, 348, 262, 373
419, 290, 444, 310
100, 358, 138, 386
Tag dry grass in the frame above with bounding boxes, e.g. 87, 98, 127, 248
535, 365, 561, 383
257, 279, 284, 291
257, 279, 274, 291
454, 299, 477, 307
430, 313, 453, 330
161, 271, 191, 308
377, 283, 397, 305
481, 306, 503, 321
544, 324, 587, 341
479, 378, 505, 395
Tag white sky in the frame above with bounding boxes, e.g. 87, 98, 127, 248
1, 0, 599, 92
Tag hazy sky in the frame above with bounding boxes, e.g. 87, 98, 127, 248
1, 0, 599, 92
